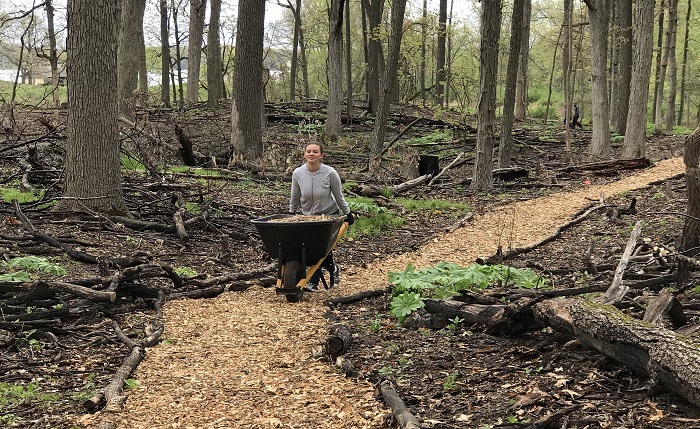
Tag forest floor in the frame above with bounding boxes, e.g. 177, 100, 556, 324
0, 102, 697, 429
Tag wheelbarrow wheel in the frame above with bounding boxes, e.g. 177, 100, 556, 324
283, 260, 304, 302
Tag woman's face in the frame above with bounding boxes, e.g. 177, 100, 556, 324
304, 144, 323, 163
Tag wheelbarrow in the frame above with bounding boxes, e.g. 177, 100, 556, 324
251, 214, 349, 302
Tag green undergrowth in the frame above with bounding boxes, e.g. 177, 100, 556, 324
388, 262, 550, 322
0, 186, 44, 203
0, 381, 60, 425
0, 255, 67, 282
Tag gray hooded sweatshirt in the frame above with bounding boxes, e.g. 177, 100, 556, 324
290, 163, 350, 216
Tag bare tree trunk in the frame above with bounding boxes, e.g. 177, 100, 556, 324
434, 0, 448, 106
514, 0, 531, 121
160, 0, 171, 107
665, 0, 679, 131
284, 0, 302, 101
172, 0, 185, 109
498, 0, 524, 168
345, 0, 353, 122
138, 33, 148, 96
677, 0, 691, 126
563, 0, 573, 154
117, 0, 147, 120
326, 0, 345, 137
652, 0, 665, 124
544, 24, 563, 124
207, 0, 224, 109
186, 0, 207, 104
586, 0, 611, 158
369, 0, 407, 174
622, 0, 655, 159
420, 0, 427, 107
44, 0, 60, 108
229, 0, 265, 162
299, 17, 310, 99
655, 1, 670, 133
63, 0, 127, 215
611, 0, 632, 135
361, 0, 383, 115
445, 0, 454, 106
679, 127, 700, 285
471, 0, 502, 191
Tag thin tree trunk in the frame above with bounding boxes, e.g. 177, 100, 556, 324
160, 0, 171, 108
563, 0, 573, 154
665, 0, 679, 131
186, 0, 207, 104
420, 0, 427, 106
172, 0, 185, 109
345, 0, 352, 122
207, 0, 224, 109
369, 0, 407, 173
677, 0, 691, 126
544, 24, 563, 124
44, 0, 60, 108
587, 0, 611, 158
434, 0, 447, 106
326, 0, 345, 137
471, 0, 502, 191
287, 0, 301, 101
498, 0, 524, 168
613, 0, 632, 135
514, 0, 531, 121
653, 0, 666, 129
622, 0, 655, 159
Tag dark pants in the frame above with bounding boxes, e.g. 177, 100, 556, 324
310, 253, 334, 285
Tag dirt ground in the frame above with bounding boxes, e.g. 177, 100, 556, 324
1, 105, 697, 429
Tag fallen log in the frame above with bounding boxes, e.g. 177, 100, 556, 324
173, 207, 189, 244
325, 324, 353, 358
380, 380, 422, 429
325, 288, 389, 307
534, 298, 700, 407
603, 221, 642, 303
103, 346, 145, 411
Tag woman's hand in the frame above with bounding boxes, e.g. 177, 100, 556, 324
345, 212, 355, 225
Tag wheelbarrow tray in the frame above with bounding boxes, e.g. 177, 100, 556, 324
251, 214, 345, 261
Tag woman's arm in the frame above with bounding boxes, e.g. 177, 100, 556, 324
290, 173, 302, 213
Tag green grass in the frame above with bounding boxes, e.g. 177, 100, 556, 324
0, 187, 44, 203
345, 212, 405, 239
0, 80, 68, 107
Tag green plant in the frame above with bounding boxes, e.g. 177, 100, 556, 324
369, 318, 382, 332
390, 292, 425, 322
71, 373, 96, 402
121, 154, 145, 171
0, 381, 60, 410
344, 213, 404, 239
0, 256, 67, 282
443, 371, 459, 390
123, 379, 140, 390
174, 266, 198, 278
388, 262, 549, 321
0, 187, 44, 203
447, 316, 464, 331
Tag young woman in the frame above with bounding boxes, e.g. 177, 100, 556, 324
289, 143, 354, 290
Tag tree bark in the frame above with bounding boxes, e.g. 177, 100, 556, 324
369, 0, 407, 174
230, 0, 265, 161
206, 0, 224, 109
622, 0, 655, 159
159, 0, 171, 107
471, 0, 502, 191
586, 0, 611, 158
665, 0, 679, 131
611, 0, 632, 135
677, 0, 691, 126
652, 0, 665, 125
62, 0, 127, 215
514, 0, 531, 121
326, 0, 345, 137
679, 127, 700, 285
534, 298, 700, 408
498, 0, 524, 168
117, 0, 147, 120
186, 0, 207, 104
654, 0, 671, 133
434, 0, 448, 106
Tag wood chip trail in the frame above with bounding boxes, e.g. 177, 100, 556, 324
94, 158, 684, 429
